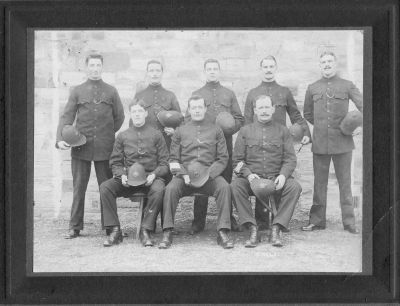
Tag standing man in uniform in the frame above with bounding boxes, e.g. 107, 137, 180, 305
159, 95, 233, 249
302, 51, 363, 234
56, 53, 125, 239
243, 55, 310, 230
232, 95, 301, 247
189, 58, 244, 234
100, 100, 169, 247
134, 60, 181, 148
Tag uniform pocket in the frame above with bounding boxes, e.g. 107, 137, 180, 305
312, 93, 323, 102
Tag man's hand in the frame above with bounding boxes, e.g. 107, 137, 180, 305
145, 173, 156, 186
275, 174, 286, 190
301, 136, 310, 145
169, 162, 181, 175
121, 174, 129, 187
247, 173, 260, 183
183, 174, 191, 185
57, 141, 71, 150
164, 127, 175, 136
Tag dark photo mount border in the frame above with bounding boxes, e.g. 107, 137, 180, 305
1, 0, 398, 304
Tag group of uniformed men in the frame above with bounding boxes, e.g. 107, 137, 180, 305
56, 50, 363, 249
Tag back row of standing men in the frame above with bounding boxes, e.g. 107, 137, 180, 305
56, 51, 363, 249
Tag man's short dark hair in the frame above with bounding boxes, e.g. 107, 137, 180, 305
85, 53, 103, 65
259, 55, 277, 67
147, 60, 164, 71
254, 95, 272, 108
204, 58, 220, 70
129, 98, 147, 111
187, 94, 206, 108
319, 51, 337, 60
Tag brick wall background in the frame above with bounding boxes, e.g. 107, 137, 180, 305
34, 30, 364, 216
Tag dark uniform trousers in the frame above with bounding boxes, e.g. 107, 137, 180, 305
100, 177, 165, 231
231, 177, 302, 230
162, 176, 232, 231
70, 158, 112, 230
310, 152, 354, 227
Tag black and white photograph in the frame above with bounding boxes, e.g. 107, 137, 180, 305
33, 29, 366, 273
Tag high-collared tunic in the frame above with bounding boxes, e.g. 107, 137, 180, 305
233, 120, 297, 179
243, 81, 310, 137
169, 120, 228, 179
134, 83, 181, 146
303, 75, 363, 154
56, 79, 125, 161
109, 124, 169, 179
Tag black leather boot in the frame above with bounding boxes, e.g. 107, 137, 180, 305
271, 224, 282, 247
244, 224, 258, 248
158, 229, 173, 249
217, 229, 234, 249
140, 228, 154, 247
103, 226, 123, 247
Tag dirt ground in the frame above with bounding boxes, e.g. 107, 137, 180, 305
33, 145, 363, 273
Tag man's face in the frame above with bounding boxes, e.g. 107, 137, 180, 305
254, 97, 275, 123
204, 62, 220, 82
260, 59, 277, 82
130, 104, 148, 127
86, 58, 103, 80
188, 99, 207, 121
147, 63, 163, 85
319, 54, 337, 78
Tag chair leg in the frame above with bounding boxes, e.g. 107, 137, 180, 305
136, 197, 145, 241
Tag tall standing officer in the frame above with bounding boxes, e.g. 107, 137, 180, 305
302, 51, 363, 234
56, 53, 125, 239
243, 55, 311, 230
133, 60, 181, 148
189, 59, 244, 234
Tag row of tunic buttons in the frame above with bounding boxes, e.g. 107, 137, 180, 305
197, 125, 201, 158
327, 82, 332, 128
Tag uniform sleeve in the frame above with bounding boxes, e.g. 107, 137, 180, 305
171, 92, 182, 112
280, 127, 297, 178
109, 133, 126, 177
209, 128, 229, 179
286, 89, 311, 138
243, 91, 255, 125
112, 88, 125, 132
55, 88, 78, 145
303, 86, 314, 125
151, 132, 170, 178
348, 82, 363, 113
169, 127, 187, 176
230, 91, 244, 134
232, 128, 252, 178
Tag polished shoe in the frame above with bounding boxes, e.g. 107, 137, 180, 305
103, 226, 123, 247
64, 229, 80, 239
271, 225, 283, 247
301, 223, 325, 231
140, 228, 154, 247
158, 229, 173, 249
230, 216, 243, 232
106, 228, 128, 237
189, 223, 204, 235
217, 229, 234, 249
244, 224, 258, 248
344, 224, 359, 234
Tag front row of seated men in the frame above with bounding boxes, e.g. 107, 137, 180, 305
99, 94, 301, 249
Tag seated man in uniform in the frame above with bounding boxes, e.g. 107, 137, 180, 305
99, 100, 169, 247
159, 95, 233, 249
231, 95, 302, 247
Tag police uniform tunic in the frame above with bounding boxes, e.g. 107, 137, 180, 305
100, 124, 169, 231
244, 81, 310, 138
303, 75, 363, 227
162, 120, 232, 231
134, 84, 181, 147
231, 121, 302, 229
56, 79, 125, 231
